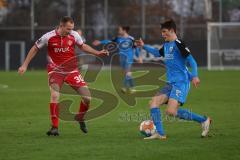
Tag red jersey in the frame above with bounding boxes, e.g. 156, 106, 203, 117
35, 29, 84, 72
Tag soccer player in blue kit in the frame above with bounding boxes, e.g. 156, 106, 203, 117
136, 20, 211, 140
93, 26, 142, 93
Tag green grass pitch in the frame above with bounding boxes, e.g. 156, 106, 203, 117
0, 69, 240, 160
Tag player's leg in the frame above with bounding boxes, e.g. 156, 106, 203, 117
49, 84, 60, 127
144, 84, 171, 140
177, 106, 211, 138
46, 84, 61, 136
165, 98, 180, 117
120, 56, 135, 93
76, 86, 91, 121
166, 82, 211, 137
46, 72, 65, 136
121, 68, 129, 93
166, 98, 211, 137
123, 67, 136, 94
125, 63, 134, 88
75, 86, 91, 133
65, 71, 90, 133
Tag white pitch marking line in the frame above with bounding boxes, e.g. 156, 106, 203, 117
0, 84, 9, 89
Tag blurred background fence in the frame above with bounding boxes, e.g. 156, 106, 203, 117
0, 0, 240, 70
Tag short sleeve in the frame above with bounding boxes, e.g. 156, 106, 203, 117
71, 31, 84, 46
35, 34, 48, 49
175, 39, 191, 58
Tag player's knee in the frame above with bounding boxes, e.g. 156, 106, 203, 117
149, 97, 160, 108
82, 96, 91, 105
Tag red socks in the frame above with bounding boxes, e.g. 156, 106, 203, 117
49, 101, 88, 126
78, 101, 89, 121
49, 103, 59, 128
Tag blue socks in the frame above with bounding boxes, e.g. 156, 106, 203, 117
177, 108, 207, 123
123, 75, 134, 88
150, 108, 165, 136
150, 107, 206, 136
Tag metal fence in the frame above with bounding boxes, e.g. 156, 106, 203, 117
0, 0, 239, 70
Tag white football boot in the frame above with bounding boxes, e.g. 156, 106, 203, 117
144, 133, 167, 140
201, 117, 212, 137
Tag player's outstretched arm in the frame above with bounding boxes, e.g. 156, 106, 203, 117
135, 38, 161, 57
186, 55, 200, 88
143, 45, 161, 57
92, 39, 112, 46
134, 47, 143, 63
92, 40, 101, 46
79, 43, 109, 56
18, 45, 39, 75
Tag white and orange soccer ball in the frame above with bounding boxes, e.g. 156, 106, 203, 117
139, 120, 156, 137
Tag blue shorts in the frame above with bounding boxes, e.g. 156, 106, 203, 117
119, 56, 132, 70
159, 82, 190, 105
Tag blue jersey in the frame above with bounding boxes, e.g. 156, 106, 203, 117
100, 36, 140, 64
143, 39, 198, 83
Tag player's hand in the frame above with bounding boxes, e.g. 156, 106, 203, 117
18, 65, 27, 75
192, 77, 200, 88
98, 49, 109, 56
92, 40, 101, 46
138, 57, 143, 64
135, 38, 144, 47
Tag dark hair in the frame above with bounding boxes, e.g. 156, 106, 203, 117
60, 16, 74, 24
120, 26, 130, 33
161, 19, 177, 33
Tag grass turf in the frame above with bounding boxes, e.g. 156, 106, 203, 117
0, 69, 240, 160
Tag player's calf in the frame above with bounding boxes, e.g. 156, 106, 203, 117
75, 100, 89, 133
49, 84, 61, 103
82, 95, 91, 105
75, 98, 90, 134
50, 92, 60, 103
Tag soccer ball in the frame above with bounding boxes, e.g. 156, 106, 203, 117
139, 120, 156, 137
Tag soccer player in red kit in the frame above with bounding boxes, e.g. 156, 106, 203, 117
18, 16, 108, 136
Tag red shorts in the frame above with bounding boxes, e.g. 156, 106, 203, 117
48, 69, 87, 90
